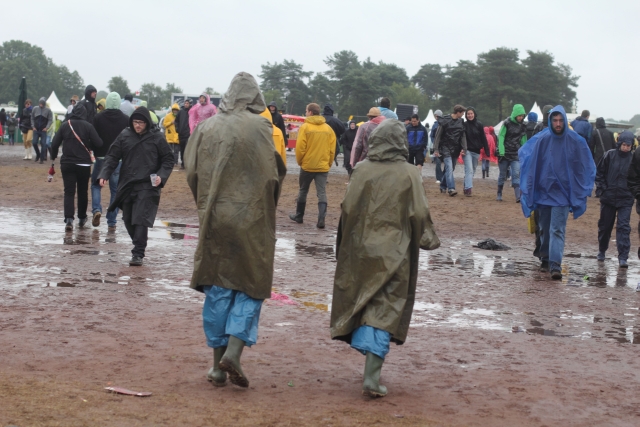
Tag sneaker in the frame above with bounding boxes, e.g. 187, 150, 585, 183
92, 211, 101, 227
436, 180, 441, 184
619, 259, 628, 268
129, 256, 143, 266
550, 270, 562, 280
448, 189, 457, 197
597, 252, 605, 262
539, 261, 549, 272
78, 217, 88, 228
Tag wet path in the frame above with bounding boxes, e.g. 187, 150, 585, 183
2, 207, 639, 347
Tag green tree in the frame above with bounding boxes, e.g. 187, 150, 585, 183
439, 60, 479, 114
107, 75, 131, 96
259, 60, 311, 115
521, 51, 578, 111
389, 83, 431, 120
139, 82, 164, 110
412, 64, 444, 101
308, 74, 336, 108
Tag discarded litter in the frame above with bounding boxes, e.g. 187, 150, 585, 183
105, 387, 152, 397
287, 381, 294, 387
474, 238, 510, 251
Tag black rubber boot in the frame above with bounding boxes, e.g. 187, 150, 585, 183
288, 202, 306, 224
362, 352, 387, 397
64, 218, 73, 232
482, 170, 486, 179
219, 336, 248, 388
317, 202, 327, 229
496, 185, 504, 201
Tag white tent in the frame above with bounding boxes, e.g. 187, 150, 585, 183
525, 102, 543, 123
46, 91, 67, 115
422, 109, 435, 127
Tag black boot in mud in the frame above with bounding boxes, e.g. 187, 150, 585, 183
64, 218, 73, 232
219, 336, 249, 388
207, 346, 228, 387
362, 352, 387, 398
289, 202, 306, 224
317, 202, 327, 229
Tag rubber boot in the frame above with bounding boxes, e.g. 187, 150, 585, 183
219, 336, 248, 388
486, 169, 489, 178
514, 185, 521, 203
362, 352, 387, 398
23, 148, 29, 160
64, 218, 73, 232
289, 202, 306, 224
27, 149, 32, 160
496, 185, 503, 202
317, 202, 327, 229
207, 346, 228, 387
482, 170, 486, 179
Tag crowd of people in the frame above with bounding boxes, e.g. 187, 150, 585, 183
3, 71, 640, 399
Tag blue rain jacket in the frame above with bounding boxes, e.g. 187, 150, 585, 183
518, 105, 596, 219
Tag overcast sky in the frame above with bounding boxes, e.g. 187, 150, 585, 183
2, 0, 637, 121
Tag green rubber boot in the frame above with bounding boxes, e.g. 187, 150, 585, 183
219, 336, 249, 388
362, 352, 387, 398
207, 346, 227, 387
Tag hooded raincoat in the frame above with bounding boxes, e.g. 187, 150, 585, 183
185, 72, 287, 299
163, 104, 180, 144
589, 118, 616, 165
188, 93, 218, 132
92, 92, 129, 157
79, 85, 97, 124
350, 116, 385, 166
330, 120, 440, 345
259, 107, 287, 165
518, 105, 596, 219
296, 115, 336, 173
497, 104, 527, 160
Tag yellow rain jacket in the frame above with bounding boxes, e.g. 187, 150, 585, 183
163, 104, 180, 144
295, 115, 336, 173
260, 108, 286, 166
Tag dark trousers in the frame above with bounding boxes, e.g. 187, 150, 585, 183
61, 163, 91, 220
33, 130, 48, 160
121, 193, 149, 258
598, 203, 632, 261
343, 147, 352, 174
179, 137, 189, 167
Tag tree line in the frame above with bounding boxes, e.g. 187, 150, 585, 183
260, 48, 580, 125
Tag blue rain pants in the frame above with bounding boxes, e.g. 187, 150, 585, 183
351, 325, 391, 360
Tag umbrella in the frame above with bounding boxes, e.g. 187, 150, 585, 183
17, 77, 27, 118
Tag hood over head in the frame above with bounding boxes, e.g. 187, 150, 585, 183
268, 101, 278, 109
84, 85, 97, 103
547, 105, 568, 137
595, 117, 606, 129
200, 93, 211, 105
70, 103, 87, 121
259, 107, 273, 124
171, 103, 180, 112
218, 72, 266, 114
323, 104, 334, 116
434, 109, 443, 118
129, 107, 152, 130
106, 92, 121, 109
97, 98, 106, 110
367, 119, 409, 162
140, 100, 147, 108
466, 106, 477, 121
38, 97, 46, 106
527, 112, 538, 122
618, 131, 634, 145
510, 104, 526, 122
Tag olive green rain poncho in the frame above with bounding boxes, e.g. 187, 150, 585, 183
330, 119, 440, 345
185, 72, 287, 299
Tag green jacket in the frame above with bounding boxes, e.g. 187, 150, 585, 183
498, 104, 527, 159
185, 72, 286, 299
330, 120, 440, 345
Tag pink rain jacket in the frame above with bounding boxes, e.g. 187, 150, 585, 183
188, 93, 218, 132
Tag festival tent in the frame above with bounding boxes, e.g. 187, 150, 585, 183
423, 109, 435, 127
525, 102, 543, 123
46, 91, 68, 115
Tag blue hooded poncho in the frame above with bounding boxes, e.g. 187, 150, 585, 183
518, 105, 596, 219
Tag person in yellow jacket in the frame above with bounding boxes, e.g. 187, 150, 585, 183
163, 104, 181, 167
289, 102, 336, 228
259, 107, 287, 166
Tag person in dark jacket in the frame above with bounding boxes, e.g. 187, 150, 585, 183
6, 112, 17, 145
497, 104, 527, 202
433, 105, 467, 196
31, 97, 54, 163
51, 103, 104, 231
570, 110, 591, 143
322, 103, 345, 166
625, 131, 640, 261
430, 110, 443, 184
174, 99, 192, 169
339, 121, 358, 175
532, 105, 553, 136
525, 112, 538, 140
596, 131, 634, 267
78, 85, 98, 124
405, 114, 428, 173
589, 117, 616, 165
268, 101, 287, 146
97, 107, 174, 266
462, 107, 490, 196
20, 99, 33, 160
91, 92, 130, 230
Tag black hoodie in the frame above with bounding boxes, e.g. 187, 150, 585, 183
268, 101, 287, 143
595, 140, 634, 207
175, 103, 191, 139
322, 104, 345, 140
78, 85, 97, 124
51, 103, 103, 165
339, 123, 358, 150
589, 118, 616, 165
463, 107, 489, 155
92, 106, 130, 157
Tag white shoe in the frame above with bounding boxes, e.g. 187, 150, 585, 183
436, 180, 441, 184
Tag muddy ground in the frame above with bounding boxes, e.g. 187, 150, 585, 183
1, 145, 640, 427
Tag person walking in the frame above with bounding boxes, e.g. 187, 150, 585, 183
268, 101, 288, 146
570, 110, 591, 143
91, 92, 129, 231
378, 97, 398, 120
430, 109, 443, 184
519, 105, 596, 280
330, 119, 439, 398
19, 99, 33, 160
259, 107, 287, 165
66, 95, 79, 119
120, 94, 135, 117
188, 93, 217, 132
50, 104, 104, 231
79, 85, 98, 124
97, 107, 174, 266
31, 97, 53, 163
351, 108, 385, 168
433, 105, 467, 196
496, 104, 527, 202
339, 121, 358, 175
525, 112, 538, 140
174, 99, 192, 169
289, 103, 336, 228
162, 104, 181, 168
0, 108, 6, 140
595, 131, 634, 267
184, 72, 286, 389
481, 126, 497, 178
589, 118, 616, 166
322, 103, 345, 166
405, 114, 428, 173
462, 107, 490, 196
6, 112, 17, 145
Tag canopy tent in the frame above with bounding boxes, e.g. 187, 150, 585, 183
422, 109, 435, 127
46, 91, 68, 115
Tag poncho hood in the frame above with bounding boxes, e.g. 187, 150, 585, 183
510, 104, 526, 123
518, 105, 596, 219
367, 119, 408, 162
106, 92, 121, 109
218, 72, 265, 114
